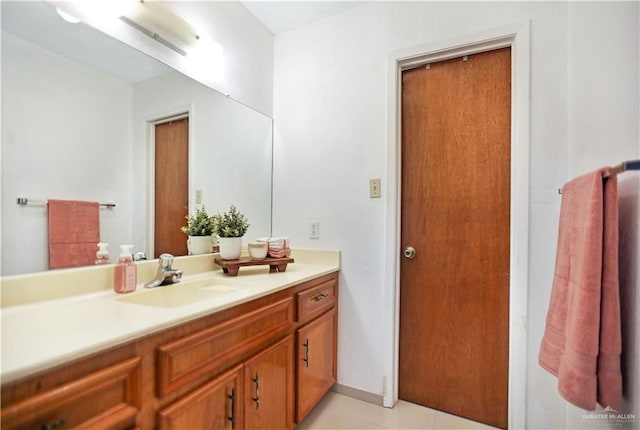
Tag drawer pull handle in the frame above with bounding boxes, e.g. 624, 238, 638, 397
228, 388, 236, 429
312, 293, 329, 302
252, 373, 260, 410
41, 418, 66, 430
303, 339, 310, 367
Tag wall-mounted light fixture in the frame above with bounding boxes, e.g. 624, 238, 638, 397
55, 0, 136, 25
52, 0, 223, 74
119, 0, 199, 56
55, 7, 81, 24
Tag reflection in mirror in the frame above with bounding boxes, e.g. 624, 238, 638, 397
1, 1, 273, 276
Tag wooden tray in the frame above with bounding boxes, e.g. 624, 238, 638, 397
214, 256, 294, 276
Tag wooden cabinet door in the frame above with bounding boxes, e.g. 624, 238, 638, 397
296, 308, 337, 422
244, 335, 294, 430
158, 365, 243, 430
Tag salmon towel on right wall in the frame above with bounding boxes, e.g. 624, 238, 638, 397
539, 168, 622, 411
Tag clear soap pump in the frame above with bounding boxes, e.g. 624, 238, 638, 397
95, 242, 110, 265
114, 244, 137, 294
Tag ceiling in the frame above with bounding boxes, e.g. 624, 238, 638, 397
240, 1, 366, 34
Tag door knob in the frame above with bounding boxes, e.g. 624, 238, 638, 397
403, 246, 416, 259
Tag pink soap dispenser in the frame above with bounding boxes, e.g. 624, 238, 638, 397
95, 242, 110, 265
114, 245, 137, 294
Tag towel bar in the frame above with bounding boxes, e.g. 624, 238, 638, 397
16, 197, 116, 208
558, 159, 640, 194
604, 159, 640, 178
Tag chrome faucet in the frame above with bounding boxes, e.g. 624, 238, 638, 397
144, 253, 183, 288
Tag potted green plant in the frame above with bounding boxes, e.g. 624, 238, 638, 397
211, 204, 250, 260
181, 207, 214, 255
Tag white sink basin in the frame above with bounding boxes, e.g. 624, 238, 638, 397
118, 278, 244, 308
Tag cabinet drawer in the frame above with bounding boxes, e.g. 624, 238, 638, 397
1, 356, 141, 430
297, 279, 337, 322
158, 297, 294, 395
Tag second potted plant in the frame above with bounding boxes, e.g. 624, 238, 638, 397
212, 204, 250, 260
181, 207, 214, 255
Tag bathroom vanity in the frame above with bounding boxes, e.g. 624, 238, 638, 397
0, 250, 339, 429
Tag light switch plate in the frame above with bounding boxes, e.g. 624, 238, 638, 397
195, 189, 203, 204
369, 178, 381, 198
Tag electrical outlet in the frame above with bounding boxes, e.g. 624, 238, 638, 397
369, 178, 381, 198
195, 189, 202, 204
310, 221, 320, 239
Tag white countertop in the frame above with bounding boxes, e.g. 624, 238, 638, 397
1, 250, 339, 384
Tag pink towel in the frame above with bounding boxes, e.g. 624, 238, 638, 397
539, 169, 622, 410
48, 199, 100, 269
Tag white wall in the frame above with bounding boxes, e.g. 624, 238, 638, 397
1, 32, 134, 275
565, 3, 639, 428
160, 1, 274, 117
273, 1, 637, 429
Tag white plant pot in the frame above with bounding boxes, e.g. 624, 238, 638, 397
187, 235, 213, 255
218, 237, 243, 260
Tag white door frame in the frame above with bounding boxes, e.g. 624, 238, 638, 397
383, 21, 530, 429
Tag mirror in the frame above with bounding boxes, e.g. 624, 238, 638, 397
1, 1, 273, 276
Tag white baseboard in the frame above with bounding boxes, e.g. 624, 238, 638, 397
331, 383, 384, 407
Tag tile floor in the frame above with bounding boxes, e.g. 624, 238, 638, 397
297, 392, 499, 430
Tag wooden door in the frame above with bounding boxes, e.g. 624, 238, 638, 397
154, 118, 189, 258
296, 308, 337, 422
399, 48, 511, 429
244, 335, 294, 430
157, 364, 243, 430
